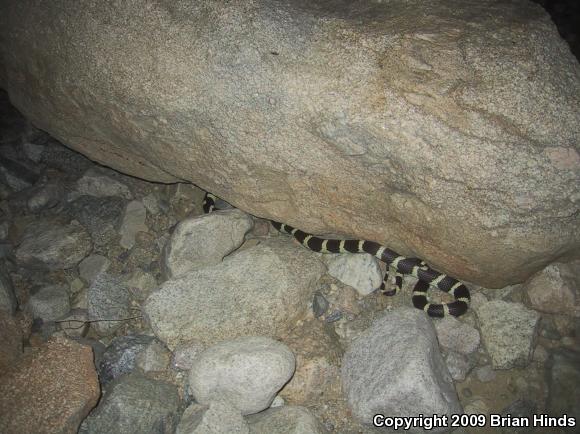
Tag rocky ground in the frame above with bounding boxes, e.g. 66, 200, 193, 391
0, 83, 578, 434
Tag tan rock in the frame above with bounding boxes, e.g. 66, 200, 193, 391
1, 0, 578, 287
0, 337, 100, 434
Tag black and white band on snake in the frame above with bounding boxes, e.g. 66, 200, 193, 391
203, 192, 470, 318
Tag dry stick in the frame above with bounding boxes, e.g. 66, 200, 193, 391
54, 316, 143, 329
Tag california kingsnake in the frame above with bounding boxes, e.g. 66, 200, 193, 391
203, 192, 470, 318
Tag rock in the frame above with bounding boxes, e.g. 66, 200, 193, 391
145, 238, 325, 348
15, 219, 92, 270
341, 308, 461, 430
171, 340, 206, 371
0, 337, 100, 434
87, 273, 131, 336
58, 308, 89, 338
322, 253, 382, 296
279, 320, 341, 404
66, 196, 126, 247
126, 269, 157, 302
188, 336, 295, 415
119, 200, 148, 249
176, 400, 249, 434
0, 154, 38, 191
0, 263, 17, 314
80, 373, 180, 434
444, 351, 473, 382
98, 334, 169, 385
40, 137, 93, 176
79, 254, 111, 284
0, 312, 23, 373
474, 365, 496, 383
474, 300, 541, 369
27, 181, 64, 212
26, 284, 70, 321
76, 167, 132, 199
546, 348, 580, 422
434, 316, 481, 355
523, 261, 580, 317
247, 405, 328, 434
22, 140, 45, 163
162, 209, 254, 279
2, 0, 579, 288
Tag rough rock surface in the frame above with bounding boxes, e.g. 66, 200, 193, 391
523, 261, 580, 317
144, 238, 325, 348
162, 209, 254, 278
1, 0, 578, 287
176, 400, 249, 434
15, 219, 92, 270
188, 336, 296, 415
79, 373, 180, 434
474, 300, 541, 369
0, 337, 100, 434
341, 308, 461, 431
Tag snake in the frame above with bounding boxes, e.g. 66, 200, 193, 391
203, 192, 470, 317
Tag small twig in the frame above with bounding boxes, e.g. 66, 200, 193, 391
54, 316, 142, 329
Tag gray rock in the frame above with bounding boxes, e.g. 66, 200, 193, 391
247, 406, 328, 434
27, 181, 64, 212
79, 254, 111, 284
322, 253, 382, 296
22, 141, 45, 163
474, 300, 541, 369
176, 400, 249, 434
119, 200, 148, 249
76, 167, 132, 199
474, 365, 496, 382
145, 238, 325, 348
162, 209, 254, 279
0, 155, 38, 191
0, 263, 17, 314
546, 348, 580, 422
80, 373, 180, 434
136, 338, 171, 374
172, 340, 206, 371
434, 316, 481, 355
0, 221, 9, 241
67, 195, 126, 247
15, 219, 92, 270
188, 336, 295, 415
98, 334, 169, 384
444, 351, 473, 382
40, 137, 93, 176
523, 261, 580, 317
87, 273, 131, 336
341, 307, 461, 431
98, 334, 153, 384
126, 269, 157, 302
2, 0, 579, 289
26, 284, 70, 321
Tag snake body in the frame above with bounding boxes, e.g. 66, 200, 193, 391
203, 192, 470, 318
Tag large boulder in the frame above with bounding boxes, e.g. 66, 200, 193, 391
1, 0, 578, 287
